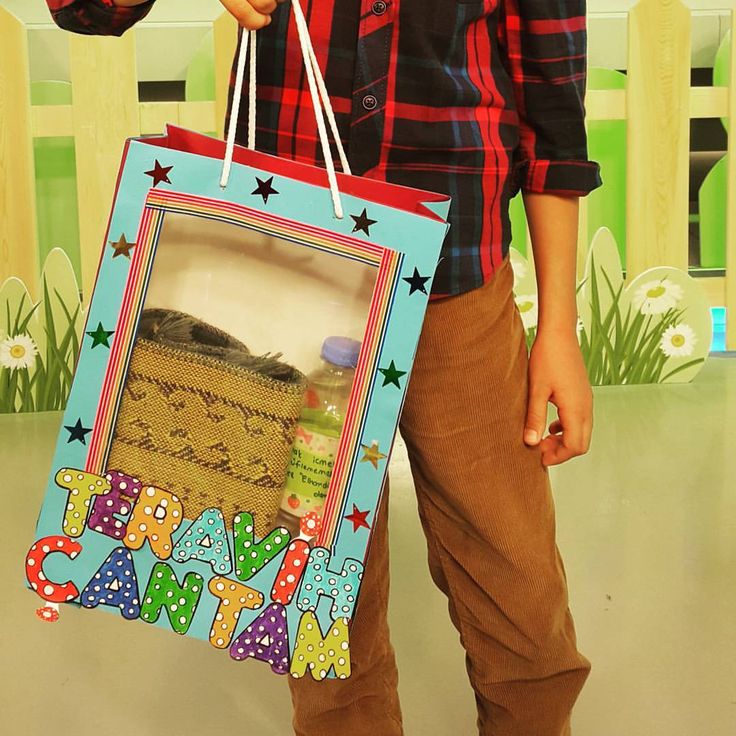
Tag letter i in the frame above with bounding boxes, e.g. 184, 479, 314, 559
270, 539, 310, 605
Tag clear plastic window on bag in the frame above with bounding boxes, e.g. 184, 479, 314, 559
106, 210, 377, 540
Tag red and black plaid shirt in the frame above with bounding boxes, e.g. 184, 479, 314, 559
47, 0, 602, 298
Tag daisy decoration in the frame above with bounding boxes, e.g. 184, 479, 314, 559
659, 323, 697, 358
633, 278, 684, 315
0, 333, 38, 371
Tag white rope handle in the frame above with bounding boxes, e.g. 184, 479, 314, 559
290, 0, 344, 218
293, 1, 351, 177
248, 24, 256, 150
219, 1, 351, 219
220, 27, 254, 189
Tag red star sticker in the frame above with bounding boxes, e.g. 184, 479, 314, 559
344, 504, 371, 532
144, 160, 173, 186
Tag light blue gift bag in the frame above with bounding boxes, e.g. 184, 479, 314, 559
27, 4, 450, 681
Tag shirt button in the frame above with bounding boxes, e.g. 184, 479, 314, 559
362, 94, 378, 110
372, 1, 387, 15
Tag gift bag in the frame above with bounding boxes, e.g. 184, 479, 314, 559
26, 2, 450, 681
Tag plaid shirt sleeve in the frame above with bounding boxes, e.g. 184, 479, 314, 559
500, 0, 602, 197
45, 0, 156, 36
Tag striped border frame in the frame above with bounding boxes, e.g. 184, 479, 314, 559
84, 188, 402, 551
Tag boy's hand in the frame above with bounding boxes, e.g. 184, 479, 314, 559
219, 0, 285, 30
523, 329, 593, 467
113, 0, 285, 30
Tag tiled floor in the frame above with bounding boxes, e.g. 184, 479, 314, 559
2, 355, 735, 735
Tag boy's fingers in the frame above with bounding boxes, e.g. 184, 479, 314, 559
539, 435, 560, 465
250, 0, 279, 12
524, 384, 549, 445
561, 415, 586, 455
540, 411, 592, 465
560, 402, 592, 455
541, 437, 575, 467
220, 0, 273, 29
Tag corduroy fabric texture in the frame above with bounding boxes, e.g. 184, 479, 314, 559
287, 254, 590, 736
108, 319, 306, 536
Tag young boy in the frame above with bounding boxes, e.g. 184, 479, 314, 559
47, 2, 602, 734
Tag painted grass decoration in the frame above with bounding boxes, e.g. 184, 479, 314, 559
578, 256, 701, 384
0, 249, 83, 413
511, 227, 712, 385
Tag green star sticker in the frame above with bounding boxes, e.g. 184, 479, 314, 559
86, 322, 114, 349
378, 360, 407, 389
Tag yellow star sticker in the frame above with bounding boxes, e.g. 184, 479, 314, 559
360, 441, 387, 469
109, 234, 135, 259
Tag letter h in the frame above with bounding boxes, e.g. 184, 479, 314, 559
295, 547, 364, 620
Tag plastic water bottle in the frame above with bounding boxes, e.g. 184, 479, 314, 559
281, 336, 361, 519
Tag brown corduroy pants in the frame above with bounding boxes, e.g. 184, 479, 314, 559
288, 254, 590, 735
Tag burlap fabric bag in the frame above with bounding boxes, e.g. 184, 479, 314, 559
108, 309, 306, 536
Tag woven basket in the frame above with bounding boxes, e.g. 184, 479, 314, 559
107, 310, 306, 536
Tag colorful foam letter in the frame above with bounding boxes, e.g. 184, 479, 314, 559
296, 547, 363, 620
233, 512, 290, 582
88, 471, 142, 539
270, 539, 310, 605
207, 576, 264, 649
172, 508, 232, 574
55, 468, 111, 537
140, 562, 204, 635
25, 536, 82, 603
229, 602, 290, 674
124, 485, 183, 559
289, 611, 351, 681
80, 547, 140, 619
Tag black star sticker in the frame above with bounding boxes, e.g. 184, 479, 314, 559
65, 419, 93, 445
251, 176, 279, 204
378, 360, 407, 389
350, 208, 377, 236
86, 322, 114, 349
402, 267, 431, 296
144, 160, 173, 187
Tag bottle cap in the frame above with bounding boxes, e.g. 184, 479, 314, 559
321, 336, 361, 368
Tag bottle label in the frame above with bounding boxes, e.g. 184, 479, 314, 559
282, 425, 339, 516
